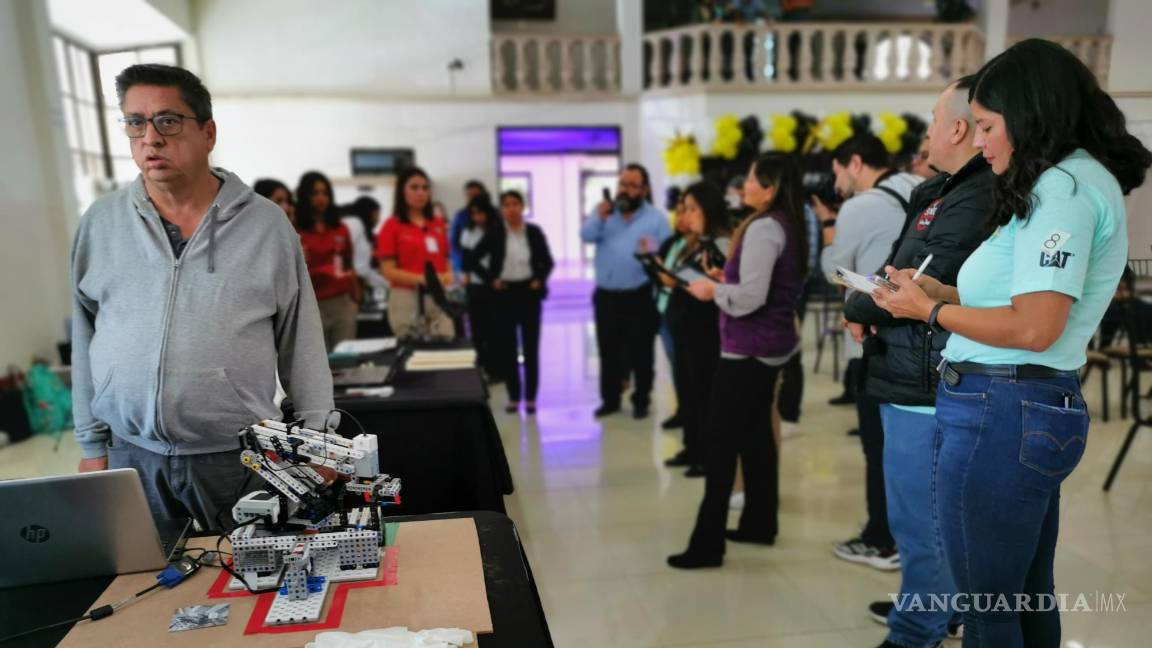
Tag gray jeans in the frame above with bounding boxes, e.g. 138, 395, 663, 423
107, 435, 256, 531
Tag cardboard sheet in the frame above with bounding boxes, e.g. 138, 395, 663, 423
58, 518, 492, 648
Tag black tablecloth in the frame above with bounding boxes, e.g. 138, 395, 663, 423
0, 512, 552, 648
332, 362, 514, 516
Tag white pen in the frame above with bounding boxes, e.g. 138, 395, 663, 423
911, 254, 934, 281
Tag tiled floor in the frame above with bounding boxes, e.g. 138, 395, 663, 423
2, 301, 1151, 647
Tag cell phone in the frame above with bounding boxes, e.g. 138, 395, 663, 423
602, 188, 612, 203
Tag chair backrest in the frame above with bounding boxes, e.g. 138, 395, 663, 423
1129, 258, 1152, 278
1117, 297, 1152, 421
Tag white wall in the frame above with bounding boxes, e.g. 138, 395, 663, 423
193, 0, 493, 98
492, 0, 617, 34
1009, 0, 1110, 36
209, 96, 639, 216
0, 0, 77, 367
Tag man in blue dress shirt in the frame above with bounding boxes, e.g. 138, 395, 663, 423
580, 164, 671, 419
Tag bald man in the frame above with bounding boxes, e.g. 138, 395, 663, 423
843, 76, 996, 648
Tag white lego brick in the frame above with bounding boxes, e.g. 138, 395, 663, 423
265, 578, 329, 625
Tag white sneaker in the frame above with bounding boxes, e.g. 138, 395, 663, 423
780, 421, 801, 439
832, 536, 901, 571
729, 492, 745, 509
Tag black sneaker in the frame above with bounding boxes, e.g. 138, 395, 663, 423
828, 393, 856, 405
594, 404, 621, 418
664, 450, 692, 467
871, 600, 960, 641
869, 600, 893, 625
833, 537, 900, 571
684, 464, 706, 477
661, 413, 685, 429
632, 405, 650, 420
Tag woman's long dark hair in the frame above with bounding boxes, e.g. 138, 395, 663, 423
253, 178, 290, 201
971, 38, 1151, 229
345, 196, 380, 239
294, 171, 340, 231
467, 194, 504, 233
393, 166, 434, 224
682, 181, 729, 241
731, 153, 808, 277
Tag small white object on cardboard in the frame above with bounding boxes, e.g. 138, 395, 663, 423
308, 627, 474, 648
334, 338, 398, 354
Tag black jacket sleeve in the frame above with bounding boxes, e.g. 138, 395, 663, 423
844, 179, 992, 327
528, 224, 554, 284
462, 227, 506, 284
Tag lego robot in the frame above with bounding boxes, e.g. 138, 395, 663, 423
227, 420, 401, 625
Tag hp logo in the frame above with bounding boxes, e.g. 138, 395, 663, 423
20, 525, 50, 543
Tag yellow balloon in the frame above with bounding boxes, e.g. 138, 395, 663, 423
770, 131, 797, 153
711, 114, 743, 160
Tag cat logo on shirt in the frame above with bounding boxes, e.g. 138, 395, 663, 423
1039, 250, 1074, 269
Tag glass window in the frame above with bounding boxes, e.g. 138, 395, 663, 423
53, 37, 71, 94
112, 157, 138, 183
98, 51, 138, 106
52, 36, 181, 208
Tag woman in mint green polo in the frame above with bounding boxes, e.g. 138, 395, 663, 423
874, 39, 1151, 648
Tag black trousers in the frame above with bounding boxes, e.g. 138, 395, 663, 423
466, 284, 497, 376
857, 390, 894, 548
593, 286, 658, 409
496, 282, 543, 402
777, 351, 804, 424
673, 328, 719, 464
687, 358, 781, 556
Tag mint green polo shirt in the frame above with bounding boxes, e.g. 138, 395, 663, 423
942, 149, 1129, 371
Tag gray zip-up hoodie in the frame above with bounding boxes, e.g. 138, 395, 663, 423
71, 168, 334, 459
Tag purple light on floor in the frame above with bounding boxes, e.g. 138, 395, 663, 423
497, 127, 621, 154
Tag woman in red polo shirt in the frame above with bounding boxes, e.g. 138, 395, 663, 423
377, 167, 455, 338
295, 171, 360, 351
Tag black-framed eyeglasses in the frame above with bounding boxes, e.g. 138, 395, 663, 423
119, 114, 201, 138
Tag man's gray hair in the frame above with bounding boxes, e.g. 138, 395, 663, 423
945, 74, 979, 124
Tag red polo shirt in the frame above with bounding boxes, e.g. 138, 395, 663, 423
298, 223, 355, 300
375, 215, 449, 290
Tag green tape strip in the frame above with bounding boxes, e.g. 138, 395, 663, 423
383, 521, 400, 547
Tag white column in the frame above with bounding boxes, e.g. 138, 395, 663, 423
1107, 0, 1152, 257
0, 0, 77, 366
978, 0, 1010, 61
615, 0, 642, 94
1107, 0, 1152, 94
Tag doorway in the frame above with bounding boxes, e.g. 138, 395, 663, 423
496, 126, 621, 284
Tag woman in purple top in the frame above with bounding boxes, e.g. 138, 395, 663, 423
668, 152, 809, 569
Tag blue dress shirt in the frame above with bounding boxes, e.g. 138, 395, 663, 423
580, 202, 671, 291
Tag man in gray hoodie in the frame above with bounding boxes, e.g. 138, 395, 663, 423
72, 64, 334, 530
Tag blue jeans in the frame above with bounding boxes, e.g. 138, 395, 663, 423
934, 372, 1088, 648
880, 405, 958, 648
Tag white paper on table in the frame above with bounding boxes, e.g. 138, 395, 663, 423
334, 338, 398, 354
832, 266, 897, 294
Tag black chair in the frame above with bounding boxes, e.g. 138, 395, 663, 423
1102, 293, 1152, 491
1081, 348, 1112, 422
810, 280, 843, 381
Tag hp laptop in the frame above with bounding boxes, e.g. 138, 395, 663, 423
0, 469, 190, 588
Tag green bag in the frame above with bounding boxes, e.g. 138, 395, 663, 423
22, 363, 73, 435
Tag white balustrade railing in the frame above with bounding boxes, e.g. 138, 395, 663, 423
491, 33, 621, 95
643, 22, 985, 92
1011, 35, 1113, 86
